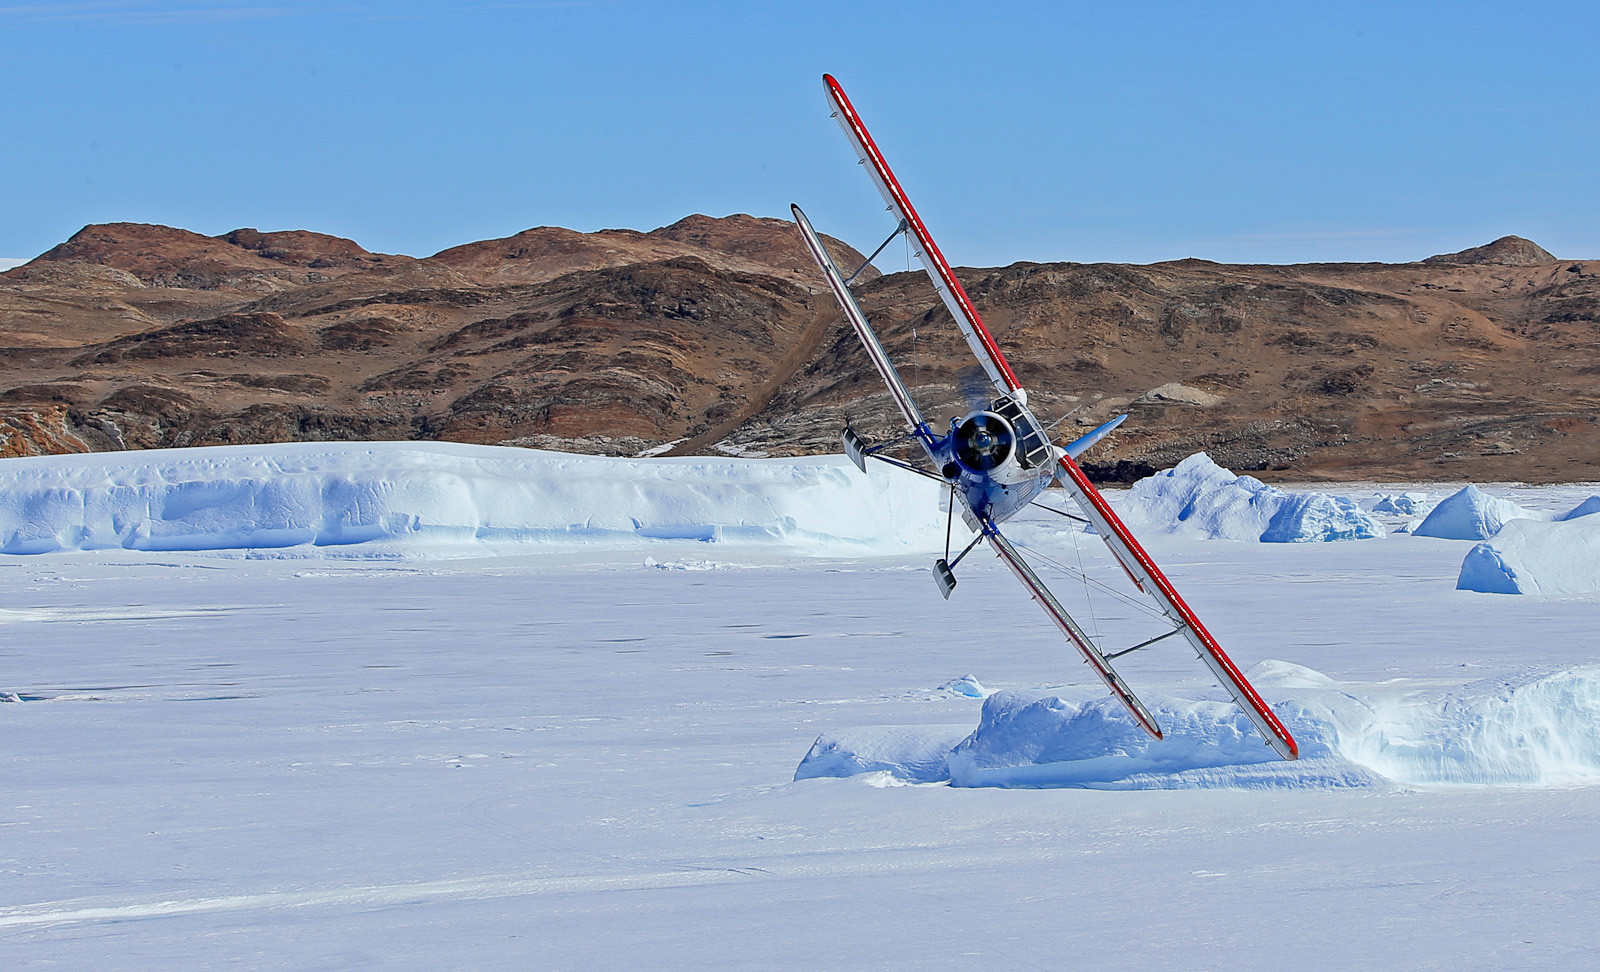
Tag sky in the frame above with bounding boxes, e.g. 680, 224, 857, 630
1, 1, 1596, 268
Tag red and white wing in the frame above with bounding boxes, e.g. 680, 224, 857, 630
1055, 455, 1300, 760
822, 74, 1026, 405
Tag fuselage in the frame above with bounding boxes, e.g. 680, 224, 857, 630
924, 394, 1057, 526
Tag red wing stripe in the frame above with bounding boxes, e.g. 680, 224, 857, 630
823, 74, 1022, 396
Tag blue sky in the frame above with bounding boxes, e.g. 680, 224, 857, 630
2, 1, 1596, 267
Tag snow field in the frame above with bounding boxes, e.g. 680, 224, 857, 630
4, 443, 1600, 966
5, 528, 1599, 969
4, 473, 1600, 968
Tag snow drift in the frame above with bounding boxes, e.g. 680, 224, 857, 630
0, 441, 946, 557
795, 662, 1600, 789
1457, 516, 1600, 594
1117, 453, 1383, 542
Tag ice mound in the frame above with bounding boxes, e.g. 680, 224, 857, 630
935, 675, 990, 698
1457, 517, 1600, 594
1412, 484, 1551, 540
1118, 453, 1383, 542
941, 690, 1359, 789
796, 662, 1600, 789
1370, 491, 1435, 516
1318, 667, 1600, 785
0, 441, 946, 557
793, 726, 973, 782
1558, 495, 1600, 521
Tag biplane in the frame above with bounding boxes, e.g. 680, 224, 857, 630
791, 74, 1298, 760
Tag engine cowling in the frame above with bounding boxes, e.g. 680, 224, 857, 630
953, 412, 1015, 473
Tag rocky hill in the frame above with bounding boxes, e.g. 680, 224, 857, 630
3, 217, 1597, 483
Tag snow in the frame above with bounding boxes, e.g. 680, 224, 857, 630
1118, 452, 1384, 542
1412, 483, 1552, 539
0, 441, 946, 557
1458, 516, 1600, 594
6, 444, 1600, 968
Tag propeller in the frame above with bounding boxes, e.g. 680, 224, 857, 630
954, 365, 993, 415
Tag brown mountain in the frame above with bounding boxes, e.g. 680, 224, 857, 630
2, 218, 1596, 482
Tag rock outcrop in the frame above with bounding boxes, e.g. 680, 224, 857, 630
1423, 235, 1558, 266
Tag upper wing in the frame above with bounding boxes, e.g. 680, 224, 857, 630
1054, 455, 1300, 761
791, 203, 928, 435
822, 74, 1026, 405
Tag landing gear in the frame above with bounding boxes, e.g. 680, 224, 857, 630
933, 486, 986, 600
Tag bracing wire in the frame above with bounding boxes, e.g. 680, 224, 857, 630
1015, 536, 1170, 624
1070, 520, 1103, 643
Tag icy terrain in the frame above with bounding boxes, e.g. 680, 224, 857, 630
4, 443, 1600, 969
800, 662, 1600, 789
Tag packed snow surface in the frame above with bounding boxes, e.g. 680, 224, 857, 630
1118, 452, 1384, 542
0, 441, 945, 556
7, 444, 1600, 968
1458, 516, 1600, 594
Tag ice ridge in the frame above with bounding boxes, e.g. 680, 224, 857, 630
796, 662, 1600, 789
0, 441, 946, 557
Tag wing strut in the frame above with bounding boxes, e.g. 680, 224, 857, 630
846, 218, 908, 286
